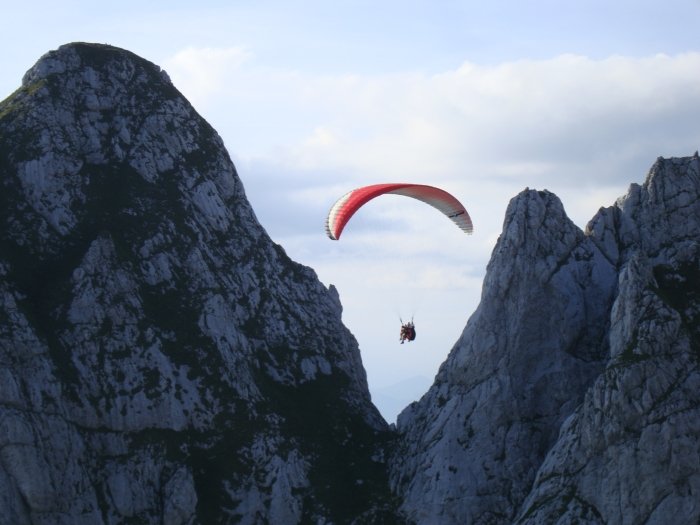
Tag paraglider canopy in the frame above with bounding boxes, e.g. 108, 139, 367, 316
325, 183, 473, 240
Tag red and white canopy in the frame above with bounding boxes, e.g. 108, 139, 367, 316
325, 183, 473, 240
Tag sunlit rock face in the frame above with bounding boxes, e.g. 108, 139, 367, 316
390, 157, 700, 524
0, 43, 395, 524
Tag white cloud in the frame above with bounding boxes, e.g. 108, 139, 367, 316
178, 50, 700, 192
164, 46, 252, 106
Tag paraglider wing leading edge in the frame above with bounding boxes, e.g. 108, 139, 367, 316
325, 183, 473, 240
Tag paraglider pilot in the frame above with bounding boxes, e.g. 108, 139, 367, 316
400, 321, 416, 344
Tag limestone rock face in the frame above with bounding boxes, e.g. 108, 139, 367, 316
518, 158, 700, 524
0, 43, 394, 524
390, 189, 618, 524
390, 157, 700, 524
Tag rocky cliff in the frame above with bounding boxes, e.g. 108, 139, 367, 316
0, 43, 396, 524
2, 42, 699, 525
389, 157, 700, 523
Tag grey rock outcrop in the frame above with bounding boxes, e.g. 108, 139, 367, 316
0, 43, 395, 524
518, 157, 700, 524
390, 157, 700, 523
390, 189, 618, 523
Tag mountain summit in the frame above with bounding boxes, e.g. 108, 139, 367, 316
0, 42, 395, 524
390, 157, 700, 523
1, 43, 699, 524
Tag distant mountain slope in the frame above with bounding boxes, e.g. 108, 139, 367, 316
0, 42, 397, 524
373, 376, 432, 424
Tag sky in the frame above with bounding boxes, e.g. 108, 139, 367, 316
3, 0, 700, 422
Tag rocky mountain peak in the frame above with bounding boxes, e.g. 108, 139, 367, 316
391, 182, 618, 523
517, 156, 700, 523
22, 42, 172, 90
586, 155, 700, 268
484, 188, 583, 299
390, 154, 700, 524
0, 42, 394, 524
